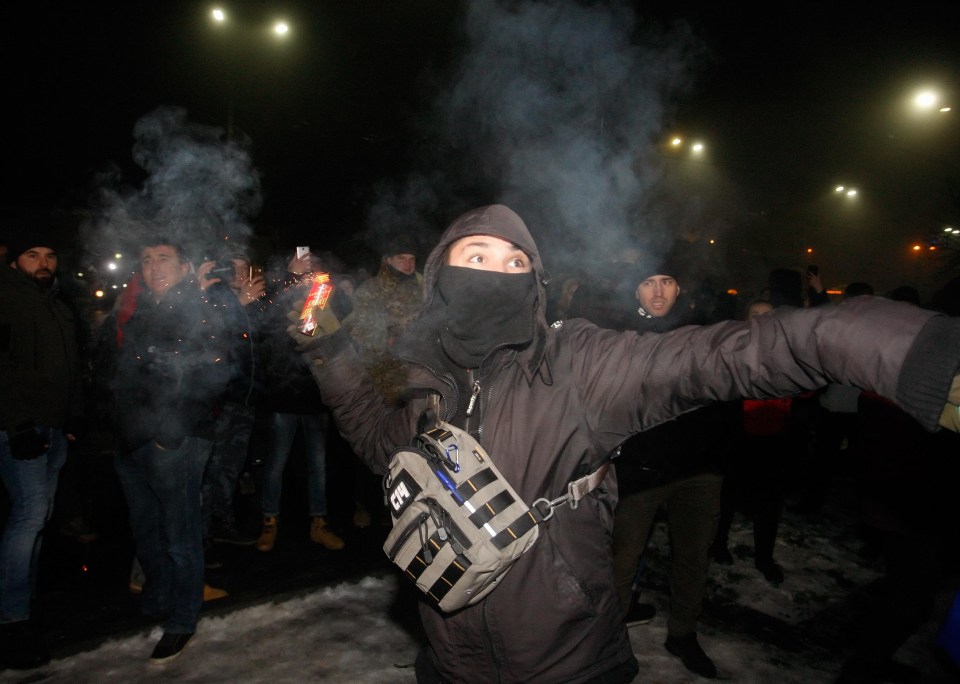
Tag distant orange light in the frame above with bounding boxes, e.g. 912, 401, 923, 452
94, 290, 105, 298
826, 289, 843, 296
929, 245, 937, 251
912, 245, 922, 252
726, 289, 738, 296
806, 248, 813, 254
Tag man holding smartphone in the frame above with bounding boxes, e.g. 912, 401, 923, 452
201, 249, 267, 554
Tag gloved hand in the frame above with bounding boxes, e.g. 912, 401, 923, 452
8, 425, 48, 460
286, 293, 341, 347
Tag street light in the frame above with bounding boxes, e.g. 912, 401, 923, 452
663, 134, 706, 159
908, 86, 952, 115
206, 6, 292, 141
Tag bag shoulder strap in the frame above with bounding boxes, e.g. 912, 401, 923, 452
419, 401, 610, 523
531, 462, 610, 521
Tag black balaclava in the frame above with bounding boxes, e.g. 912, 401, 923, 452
436, 264, 536, 369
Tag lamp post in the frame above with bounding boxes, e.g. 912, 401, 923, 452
208, 5, 291, 141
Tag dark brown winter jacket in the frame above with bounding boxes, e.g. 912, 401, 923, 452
296, 204, 960, 683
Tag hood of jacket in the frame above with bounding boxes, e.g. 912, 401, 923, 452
395, 204, 552, 384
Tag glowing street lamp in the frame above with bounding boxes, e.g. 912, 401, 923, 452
207, 7, 292, 140
909, 87, 952, 114
914, 90, 938, 110
834, 185, 859, 198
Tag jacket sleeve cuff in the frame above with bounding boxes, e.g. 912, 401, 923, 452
896, 314, 960, 431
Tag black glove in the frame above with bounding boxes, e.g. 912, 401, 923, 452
8, 425, 48, 461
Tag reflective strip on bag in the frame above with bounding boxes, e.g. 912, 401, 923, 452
492, 510, 540, 549
456, 467, 498, 499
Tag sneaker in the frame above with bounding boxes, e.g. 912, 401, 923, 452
665, 633, 717, 679
625, 601, 657, 626
203, 583, 228, 602
255, 516, 278, 552
211, 519, 257, 546
149, 631, 193, 663
0, 620, 51, 670
310, 516, 345, 550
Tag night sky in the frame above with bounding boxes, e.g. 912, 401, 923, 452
3, 1, 958, 298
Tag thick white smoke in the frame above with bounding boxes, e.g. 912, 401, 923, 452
82, 105, 262, 270
374, 0, 705, 276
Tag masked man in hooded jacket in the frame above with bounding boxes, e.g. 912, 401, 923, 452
288, 204, 960, 684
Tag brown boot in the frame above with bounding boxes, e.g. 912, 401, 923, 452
310, 516, 345, 550
203, 583, 228, 601
255, 516, 278, 552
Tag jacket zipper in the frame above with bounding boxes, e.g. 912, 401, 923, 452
473, 353, 513, 443
472, 354, 513, 683
465, 372, 481, 417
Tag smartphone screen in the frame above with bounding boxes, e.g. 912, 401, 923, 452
296, 246, 310, 260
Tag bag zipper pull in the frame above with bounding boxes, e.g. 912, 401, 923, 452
420, 516, 434, 564
466, 379, 481, 417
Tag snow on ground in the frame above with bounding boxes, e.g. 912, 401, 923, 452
2, 502, 956, 683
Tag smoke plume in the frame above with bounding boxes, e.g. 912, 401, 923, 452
370, 0, 706, 276
82, 105, 262, 271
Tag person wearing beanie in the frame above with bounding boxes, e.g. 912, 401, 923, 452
0, 231, 81, 670
287, 204, 960, 683
599, 258, 731, 677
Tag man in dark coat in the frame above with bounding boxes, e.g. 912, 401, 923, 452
102, 237, 230, 663
288, 204, 960, 684
0, 227, 80, 670
609, 258, 733, 678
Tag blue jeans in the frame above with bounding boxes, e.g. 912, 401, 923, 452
260, 413, 329, 518
114, 438, 210, 634
0, 427, 68, 623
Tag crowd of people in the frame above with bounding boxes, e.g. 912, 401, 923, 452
1, 205, 959, 683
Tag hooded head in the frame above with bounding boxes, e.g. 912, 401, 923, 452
400, 205, 550, 376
